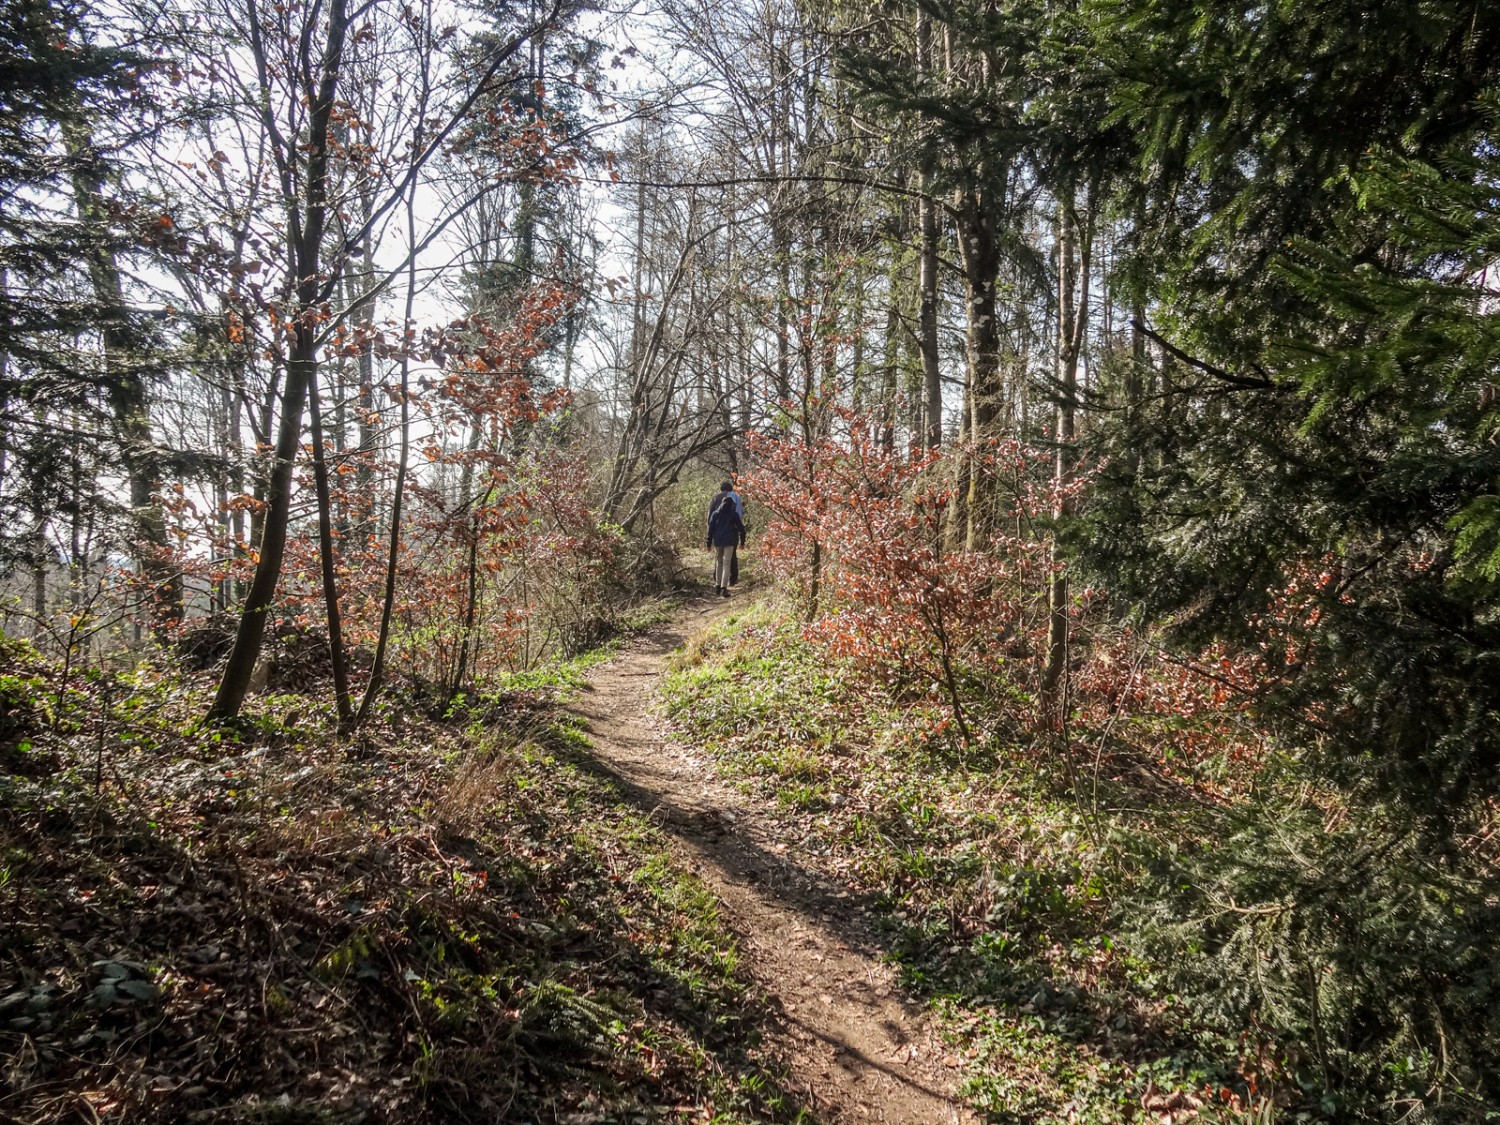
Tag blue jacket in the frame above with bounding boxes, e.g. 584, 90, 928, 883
707, 490, 743, 521
706, 498, 745, 548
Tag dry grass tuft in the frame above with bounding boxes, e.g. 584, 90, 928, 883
435, 743, 518, 833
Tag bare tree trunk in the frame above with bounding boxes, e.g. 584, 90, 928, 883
1127, 301, 1145, 476
775, 241, 793, 407
849, 269, 866, 414
880, 302, 899, 453
247, 361, 279, 556
800, 256, 820, 438
0, 271, 9, 512
227, 341, 248, 607
31, 492, 47, 638
353, 197, 378, 545
307, 370, 354, 728
918, 192, 942, 447
807, 537, 822, 622
69, 431, 84, 611
950, 365, 972, 548
770, 27, 795, 415
449, 509, 484, 704
32, 547, 47, 633
353, 338, 411, 729
212, 345, 233, 613
906, 302, 924, 458
209, 0, 351, 722
0, 281, 17, 633
447, 421, 486, 703
1041, 187, 1092, 712
707, 323, 738, 472
353, 157, 421, 733
915, 15, 942, 452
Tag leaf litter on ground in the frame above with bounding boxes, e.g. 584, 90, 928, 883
0, 634, 811, 1125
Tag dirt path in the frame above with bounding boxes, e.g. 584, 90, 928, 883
569, 593, 979, 1125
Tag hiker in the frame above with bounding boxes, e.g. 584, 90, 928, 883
705, 490, 746, 599
708, 479, 743, 522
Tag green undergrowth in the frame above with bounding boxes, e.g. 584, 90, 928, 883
660, 601, 1287, 1123
0, 628, 808, 1124
443, 596, 684, 709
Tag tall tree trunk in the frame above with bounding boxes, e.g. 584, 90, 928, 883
447, 421, 485, 702
849, 270, 866, 414
912, 202, 936, 453
353, 258, 416, 729
807, 538, 822, 622
1127, 301, 1145, 477
918, 191, 942, 449
353, 189, 378, 546
209, 0, 351, 722
950, 364, 972, 547
0, 271, 9, 510
32, 550, 47, 634
1014, 333, 1031, 438
247, 362, 280, 556
213, 344, 233, 613
915, 15, 942, 451
29, 439, 48, 637
516, 178, 537, 283
62, 121, 180, 634
769, 26, 794, 415
775, 238, 793, 407
307, 370, 354, 728
68, 435, 84, 612
450, 514, 484, 700
226, 323, 247, 608
1041, 188, 1091, 712
955, 189, 1002, 549
0, 279, 12, 588
880, 302, 899, 453
800, 256, 820, 438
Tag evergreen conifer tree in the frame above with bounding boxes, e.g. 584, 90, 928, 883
0, 0, 177, 623
1075, 0, 1500, 1110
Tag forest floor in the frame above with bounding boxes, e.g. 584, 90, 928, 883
569, 592, 978, 1125
2, 581, 990, 1125
4, 573, 1266, 1123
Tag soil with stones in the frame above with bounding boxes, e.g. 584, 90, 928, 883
569, 591, 980, 1125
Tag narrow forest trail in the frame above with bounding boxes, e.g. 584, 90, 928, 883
569, 591, 980, 1125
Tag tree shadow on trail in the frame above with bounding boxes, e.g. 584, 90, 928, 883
566, 739, 964, 1110
570, 739, 877, 941
568, 595, 1266, 1122
560, 597, 971, 1118
564, 599, 893, 958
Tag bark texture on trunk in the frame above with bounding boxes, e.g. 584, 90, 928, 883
954, 188, 1002, 549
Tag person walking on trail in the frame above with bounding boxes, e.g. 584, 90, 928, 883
706, 491, 745, 599
708, 479, 742, 522
706, 479, 746, 591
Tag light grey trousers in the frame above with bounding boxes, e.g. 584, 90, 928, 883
713, 544, 735, 587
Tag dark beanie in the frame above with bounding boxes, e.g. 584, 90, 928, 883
720, 481, 734, 491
